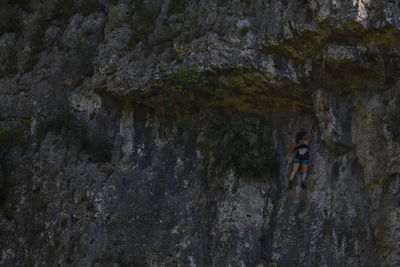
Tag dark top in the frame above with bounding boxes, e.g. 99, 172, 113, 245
295, 141, 310, 160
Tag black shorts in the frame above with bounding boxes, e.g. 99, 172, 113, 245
293, 157, 310, 164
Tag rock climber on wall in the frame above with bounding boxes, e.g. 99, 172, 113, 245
288, 129, 312, 190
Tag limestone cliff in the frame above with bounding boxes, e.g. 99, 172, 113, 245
1, 0, 400, 266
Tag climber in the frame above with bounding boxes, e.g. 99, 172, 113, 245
288, 130, 311, 190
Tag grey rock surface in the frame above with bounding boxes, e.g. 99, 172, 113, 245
0, 0, 400, 266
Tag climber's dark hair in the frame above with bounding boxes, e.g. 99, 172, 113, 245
295, 129, 307, 144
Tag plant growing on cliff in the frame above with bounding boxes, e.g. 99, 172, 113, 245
38, 110, 113, 163
74, 0, 102, 15
130, 0, 162, 43
166, 0, 188, 14
206, 114, 279, 177
137, 66, 279, 177
151, 65, 214, 117
0, 126, 30, 158
148, 66, 279, 177
61, 38, 97, 80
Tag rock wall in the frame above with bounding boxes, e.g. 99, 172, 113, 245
1, 0, 400, 266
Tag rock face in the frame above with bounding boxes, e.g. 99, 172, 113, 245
1, 0, 400, 266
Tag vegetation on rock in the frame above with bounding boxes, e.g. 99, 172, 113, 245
38, 109, 113, 163
206, 114, 279, 177
167, 0, 188, 15
74, 0, 102, 15
62, 38, 98, 80
144, 66, 279, 177
0, 126, 30, 155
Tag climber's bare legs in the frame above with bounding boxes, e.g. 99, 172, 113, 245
301, 163, 309, 182
289, 163, 301, 181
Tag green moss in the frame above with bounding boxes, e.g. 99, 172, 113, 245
364, 173, 397, 193
99, 250, 112, 261
149, 65, 214, 117
38, 110, 113, 163
148, 66, 312, 117
364, 179, 380, 192
134, 66, 279, 177
83, 131, 113, 163
205, 115, 279, 177
62, 39, 97, 79
176, 117, 199, 130
37, 108, 73, 142
305, 179, 316, 192
74, 0, 102, 15
130, 0, 162, 43
176, 112, 279, 177
167, 0, 188, 15
240, 0, 251, 8
299, 189, 309, 202
108, 3, 131, 26
0, 126, 30, 152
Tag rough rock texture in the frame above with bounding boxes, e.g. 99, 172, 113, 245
1, 0, 400, 266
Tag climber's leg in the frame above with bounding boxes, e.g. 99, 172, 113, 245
289, 162, 301, 181
301, 163, 309, 188
289, 162, 301, 189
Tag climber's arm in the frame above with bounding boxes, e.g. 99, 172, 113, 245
291, 143, 299, 152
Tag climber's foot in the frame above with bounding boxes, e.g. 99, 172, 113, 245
301, 180, 307, 189
289, 179, 293, 190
